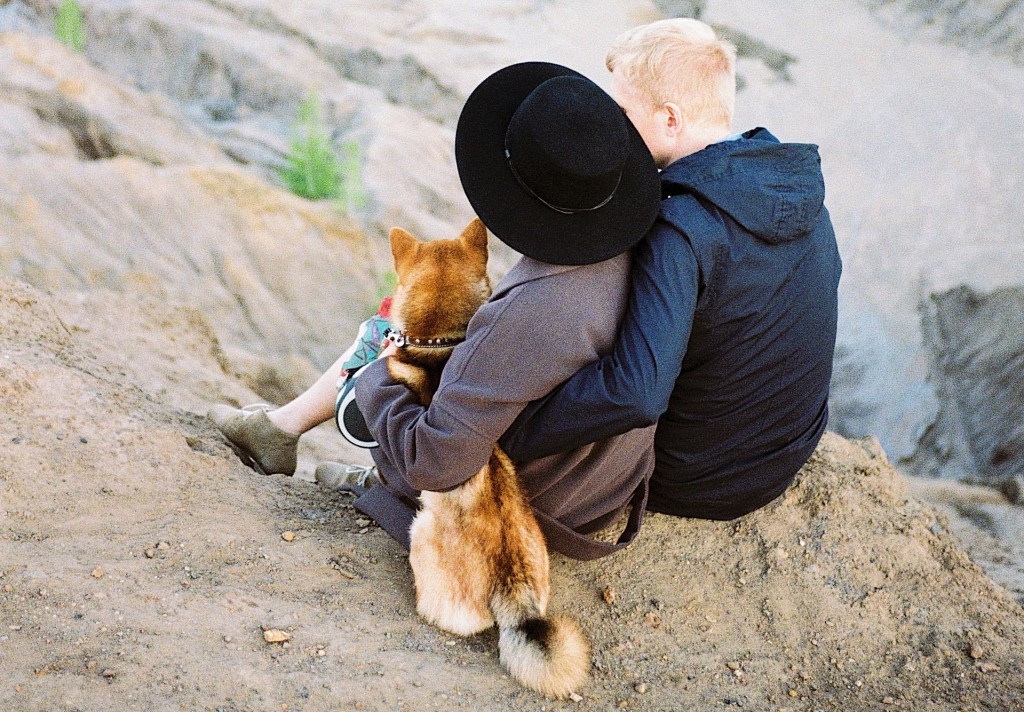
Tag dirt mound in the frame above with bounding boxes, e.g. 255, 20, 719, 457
2, 279, 1022, 710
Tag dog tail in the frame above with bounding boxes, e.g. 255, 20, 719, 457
498, 613, 590, 698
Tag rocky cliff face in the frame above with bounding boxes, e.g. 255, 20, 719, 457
917, 286, 1024, 482
1, 1, 1022, 478
861, 0, 1024, 64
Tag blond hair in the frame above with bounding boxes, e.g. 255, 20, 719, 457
606, 18, 737, 131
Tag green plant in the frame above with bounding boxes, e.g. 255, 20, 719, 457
278, 92, 343, 201
55, 0, 86, 52
337, 140, 369, 217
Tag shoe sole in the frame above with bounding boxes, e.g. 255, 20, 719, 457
222, 439, 276, 477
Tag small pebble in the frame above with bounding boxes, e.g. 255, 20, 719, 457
281, 531, 296, 542
602, 586, 616, 606
727, 662, 741, 671
882, 697, 895, 705
263, 629, 291, 644
91, 566, 104, 579
144, 549, 156, 559
634, 682, 647, 694
569, 692, 583, 702
80, 436, 89, 444
101, 668, 116, 678
968, 643, 985, 660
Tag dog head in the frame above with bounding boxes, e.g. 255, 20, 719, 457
388, 217, 492, 339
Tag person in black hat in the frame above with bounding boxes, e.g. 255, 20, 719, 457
211, 61, 664, 559
349, 62, 663, 558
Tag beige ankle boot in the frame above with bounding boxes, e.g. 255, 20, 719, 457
314, 462, 379, 490
208, 404, 299, 476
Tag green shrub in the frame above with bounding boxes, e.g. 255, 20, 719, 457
278, 92, 343, 201
337, 140, 369, 217
55, 0, 86, 52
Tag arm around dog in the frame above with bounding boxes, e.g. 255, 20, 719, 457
354, 357, 498, 492
356, 261, 632, 492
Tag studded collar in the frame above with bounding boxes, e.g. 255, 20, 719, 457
384, 327, 465, 350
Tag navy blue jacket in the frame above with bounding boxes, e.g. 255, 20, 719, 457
501, 128, 842, 520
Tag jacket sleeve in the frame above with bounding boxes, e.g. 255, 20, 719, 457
500, 222, 699, 462
354, 274, 620, 492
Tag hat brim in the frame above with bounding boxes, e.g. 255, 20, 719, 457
455, 62, 660, 266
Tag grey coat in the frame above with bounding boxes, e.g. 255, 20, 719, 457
354, 252, 656, 559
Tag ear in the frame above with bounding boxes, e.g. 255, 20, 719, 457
661, 102, 683, 138
459, 217, 489, 272
389, 227, 420, 276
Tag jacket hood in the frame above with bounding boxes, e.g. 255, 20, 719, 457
659, 128, 825, 243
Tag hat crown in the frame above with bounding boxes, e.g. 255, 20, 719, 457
505, 76, 628, 213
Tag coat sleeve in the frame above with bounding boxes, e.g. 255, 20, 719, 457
354, 273, 620, 492
500, 222, 699, 462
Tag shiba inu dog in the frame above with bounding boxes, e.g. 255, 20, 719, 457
386, 217, 590, 698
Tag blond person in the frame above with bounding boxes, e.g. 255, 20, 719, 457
501, 19, 842, 519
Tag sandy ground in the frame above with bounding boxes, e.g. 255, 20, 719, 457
2, 278, 1024, 712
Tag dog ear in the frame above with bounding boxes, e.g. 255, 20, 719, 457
459, 217, 489, 273
389, 227, 420, 276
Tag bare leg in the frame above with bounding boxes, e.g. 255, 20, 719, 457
267, 352, 349, 436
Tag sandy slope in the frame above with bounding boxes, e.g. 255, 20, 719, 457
2, 3, 1024, 708
2, 278, 1023, 711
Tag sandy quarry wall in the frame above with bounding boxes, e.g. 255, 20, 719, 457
1, 0, 1022, 484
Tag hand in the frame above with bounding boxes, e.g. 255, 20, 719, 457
377, 341, 398, 359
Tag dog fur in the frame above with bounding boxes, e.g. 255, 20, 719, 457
386, 217, 590, 698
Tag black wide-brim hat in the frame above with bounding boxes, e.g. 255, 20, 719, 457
455, 62, 660, 266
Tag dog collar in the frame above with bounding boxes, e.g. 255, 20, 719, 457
384, 328, 465, 349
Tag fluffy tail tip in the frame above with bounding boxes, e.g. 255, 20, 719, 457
499, 615, 590, 698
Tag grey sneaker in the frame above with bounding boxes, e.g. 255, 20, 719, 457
208, 404, 299, 476
315, 461, 379, 491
